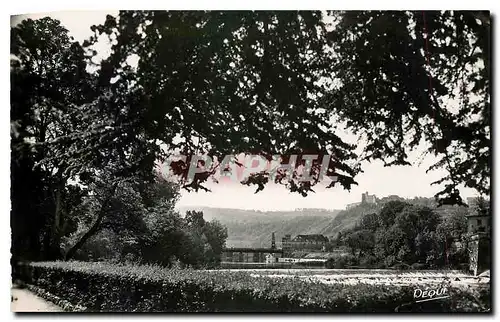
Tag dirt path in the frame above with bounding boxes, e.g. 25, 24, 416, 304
11, 286, 63, 312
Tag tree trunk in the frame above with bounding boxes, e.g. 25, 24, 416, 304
47, 187, 64, 260
64, 182, 118, 260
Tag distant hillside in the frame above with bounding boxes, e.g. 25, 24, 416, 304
318, 203, 380, 237
318, 197, 469, 238
177, 198, 468, 248
176, 206, 341, 248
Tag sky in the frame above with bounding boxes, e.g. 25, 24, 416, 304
10, 11, 479, 211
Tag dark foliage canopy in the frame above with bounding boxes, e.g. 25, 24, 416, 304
10, 11, 490, 261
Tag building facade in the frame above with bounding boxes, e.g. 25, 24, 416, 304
282, 234, 329, 253
361, 191, 377, 204
466, 206, 491, 276
345, 191, 378, 210
221, 247, 283, 263
467, 214, 491, 234
467, 197, 480, 207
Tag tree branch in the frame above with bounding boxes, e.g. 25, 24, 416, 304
64, 181, 119, 260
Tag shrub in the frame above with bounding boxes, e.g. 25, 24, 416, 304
411, 263, 428, 270
358, 255, 379, 268
325, 254, 359, 269
17, 261, 490, 313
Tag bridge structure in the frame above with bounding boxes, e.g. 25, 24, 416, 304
221, 247, 283, 263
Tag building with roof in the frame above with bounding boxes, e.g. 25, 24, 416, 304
282, 234, 329, 254
467, 213, 491, 234
345, 191, 378, 210
466, 197, 491, 234
361, 191, 377, 204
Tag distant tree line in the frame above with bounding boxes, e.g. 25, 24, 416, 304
325, 200, 490, 270
62, 176, 228, 268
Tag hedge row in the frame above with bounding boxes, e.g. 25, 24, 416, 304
17, 261, 490, 313
25, 284, 86, 312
